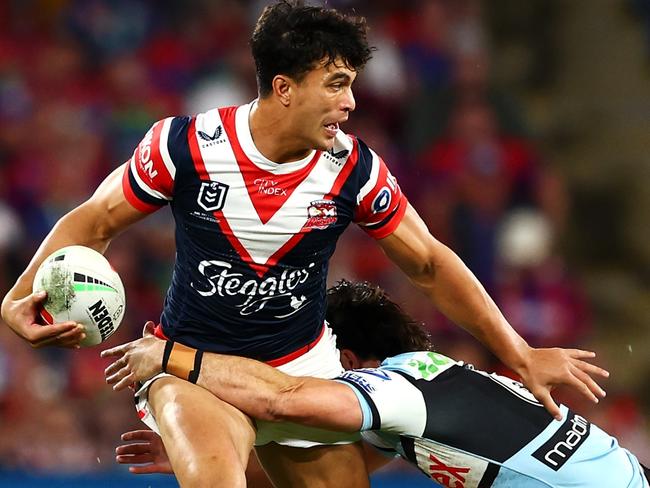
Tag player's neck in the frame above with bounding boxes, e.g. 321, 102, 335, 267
249, 98, 313, 163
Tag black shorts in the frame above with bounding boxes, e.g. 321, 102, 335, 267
642, 463, 650, 481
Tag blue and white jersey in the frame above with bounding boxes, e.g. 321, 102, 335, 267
337, 352, 650, 488
122, 101, 407, 361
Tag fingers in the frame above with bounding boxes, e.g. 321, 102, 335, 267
116, 453, 154, 464
104, 356, 127, 377
128, 464, 168, 475
121, 430, 158, 442
567, 349, 596, 359
105, 365, 133, 390
573, 359, 610, 379
570, 365, 604, 402
114, 372, 136, 391
116, 443, 153, 456
534, 388, 563, 421
30, 290, 48, 304
31, 324, 86, 349
100, 343, 129, 358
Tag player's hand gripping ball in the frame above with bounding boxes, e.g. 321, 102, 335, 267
32, 245, 126, 347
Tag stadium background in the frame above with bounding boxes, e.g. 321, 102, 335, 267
0, 0, 648, 486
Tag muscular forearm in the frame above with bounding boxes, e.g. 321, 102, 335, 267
5, 204, 112, 302
3, 164, 143, 308
380, 205, 530, 371
196, 353, 361, 431
104, 334, 362, 431
411, 242, 529, 369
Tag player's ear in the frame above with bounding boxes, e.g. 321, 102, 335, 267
271, 75, 293, 106
340, 349, 361, 370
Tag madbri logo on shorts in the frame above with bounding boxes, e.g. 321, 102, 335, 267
532, 411, 590, 470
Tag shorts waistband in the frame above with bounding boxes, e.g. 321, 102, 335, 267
152, 323, 327, 368
266, 324, 326, 367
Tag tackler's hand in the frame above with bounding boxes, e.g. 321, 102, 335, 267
516, 347, 609, 420
101, 321, 165, 390
116, 430, 173, 475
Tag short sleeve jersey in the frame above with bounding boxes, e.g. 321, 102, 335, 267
337, 352, 649, 488
122, 101, 407, 360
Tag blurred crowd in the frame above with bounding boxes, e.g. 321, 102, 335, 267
0, 0, 648, 476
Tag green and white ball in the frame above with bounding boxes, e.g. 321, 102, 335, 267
33, 245, 126, 347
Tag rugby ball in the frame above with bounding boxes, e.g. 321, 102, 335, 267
32, 245, 125, 347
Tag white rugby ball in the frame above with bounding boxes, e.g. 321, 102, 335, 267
32, 245, 126, 347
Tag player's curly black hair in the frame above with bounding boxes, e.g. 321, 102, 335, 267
251, 0, 373, 97
326, 280, 433, 360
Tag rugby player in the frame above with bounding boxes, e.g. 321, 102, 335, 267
2, 2, 607, 486
104, 281, 649, 488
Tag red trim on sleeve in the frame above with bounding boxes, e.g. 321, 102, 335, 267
365, 196, 409, 240
121, 163, 163, 214
133, 120, 174, 198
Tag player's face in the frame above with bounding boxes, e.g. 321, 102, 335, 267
290, 58, 357, 150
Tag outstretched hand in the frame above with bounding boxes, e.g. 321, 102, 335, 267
101, 321, 165, 389
1, 290, 85, 348
516, 347, 609, 420
116, 430, 173, 475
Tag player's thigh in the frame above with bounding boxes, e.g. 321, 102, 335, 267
256, 441, 370, 488
148, 376, 256, 488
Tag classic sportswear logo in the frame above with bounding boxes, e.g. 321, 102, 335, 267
198, 125, 223, 142
532, 411, 590, 470
327, 148, 349, 159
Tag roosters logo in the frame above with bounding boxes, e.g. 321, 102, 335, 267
306, 200, 337, 230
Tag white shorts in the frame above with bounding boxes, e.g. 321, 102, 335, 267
134, 325, 360, 448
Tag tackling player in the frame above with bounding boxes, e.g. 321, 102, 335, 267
2, 2, 608, 486
104, 281, 649, 488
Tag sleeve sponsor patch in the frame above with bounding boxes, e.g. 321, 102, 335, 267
353, 140, 407, 239
122, 118, 176, 213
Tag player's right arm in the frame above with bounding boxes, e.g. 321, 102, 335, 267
102, 325, 364, 432
1, 163, 149, 348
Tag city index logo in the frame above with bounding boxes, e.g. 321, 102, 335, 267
88, 299, 114, 341
532, 412, 590, 470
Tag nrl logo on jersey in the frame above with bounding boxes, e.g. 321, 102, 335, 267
198, 125, 226, 147
197, 181, 229, 212
306, 200, 337, 230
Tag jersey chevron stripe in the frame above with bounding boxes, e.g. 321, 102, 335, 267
190, 105, 354, 271
221, 107, 322, 225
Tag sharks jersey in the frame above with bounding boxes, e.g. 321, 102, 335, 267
337, 352, 650, 488
122, 101, 407, 361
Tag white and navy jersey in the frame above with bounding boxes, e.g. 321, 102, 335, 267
122, 101, 407, 360
337, 352, 650, 488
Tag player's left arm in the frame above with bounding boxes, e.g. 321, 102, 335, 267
102, 325, 362, 432
377, 203, 609, 419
